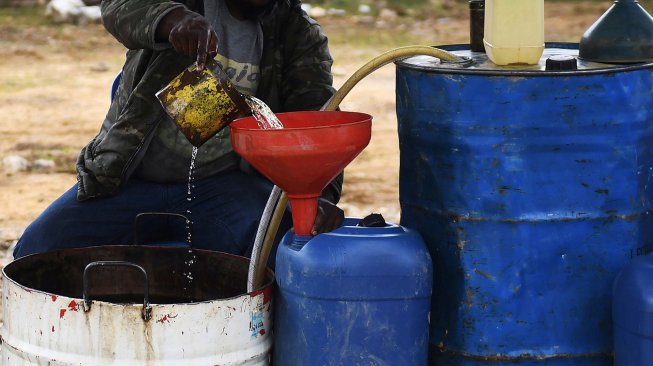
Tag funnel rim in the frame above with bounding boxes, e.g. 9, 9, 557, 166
230, 111, 372, 131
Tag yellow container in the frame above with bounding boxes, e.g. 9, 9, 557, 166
483, 0, 545, 65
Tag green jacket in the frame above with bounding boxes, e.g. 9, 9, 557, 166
77, 0, 339, 201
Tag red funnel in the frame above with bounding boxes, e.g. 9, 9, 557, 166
230, 111, 372, 236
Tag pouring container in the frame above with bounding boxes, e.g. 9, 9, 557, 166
156, 60, 251, 147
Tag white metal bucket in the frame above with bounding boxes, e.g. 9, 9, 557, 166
0, 246, 273, 365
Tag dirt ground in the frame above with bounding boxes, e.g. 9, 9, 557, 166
0, 1, 624, 256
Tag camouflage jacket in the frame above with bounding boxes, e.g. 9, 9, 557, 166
76, 0, 339, 201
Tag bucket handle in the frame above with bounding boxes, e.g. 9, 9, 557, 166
82, 261, 152, 321
133, 212, 193, 247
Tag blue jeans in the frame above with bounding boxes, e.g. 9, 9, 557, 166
13, 169, 291, 267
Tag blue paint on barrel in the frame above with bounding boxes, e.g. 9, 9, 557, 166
274, 218, 432, 365
395, 43, 653, 364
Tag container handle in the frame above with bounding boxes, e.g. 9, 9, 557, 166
133, 212, 192, 247
82, 261, 152, 321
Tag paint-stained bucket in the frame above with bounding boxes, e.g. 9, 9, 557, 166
1, 246, 273, 365
396, 43, 653, 365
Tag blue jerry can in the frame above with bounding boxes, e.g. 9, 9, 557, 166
274, 216, 433, 365
613, 253, 653, 366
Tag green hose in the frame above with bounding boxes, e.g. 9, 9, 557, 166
249, 45, 461, 290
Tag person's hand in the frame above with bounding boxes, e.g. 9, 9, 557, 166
156, 8, 218, 70
311, 197, 344, 235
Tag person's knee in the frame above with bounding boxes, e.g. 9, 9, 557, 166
13, 223, 44, 259
13, 206, 77, 258
12, 239, 24, 259
13, 185, 79, 259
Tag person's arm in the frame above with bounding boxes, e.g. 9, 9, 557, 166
101, 0, 217, 69
101, 0, 184, 50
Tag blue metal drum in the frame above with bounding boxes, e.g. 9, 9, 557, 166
395, 43, 653, 365
274, 218, 432, 365
613, 252, 653, 366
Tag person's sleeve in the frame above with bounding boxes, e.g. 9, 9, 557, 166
101, 0, 186, 50
280, 13, 336, 112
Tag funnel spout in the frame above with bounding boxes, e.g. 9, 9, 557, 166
288, 195, 319, 236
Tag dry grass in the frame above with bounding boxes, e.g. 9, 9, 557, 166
1, 1, 651, 232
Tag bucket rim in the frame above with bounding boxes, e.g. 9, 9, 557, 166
3, 245, 275, 306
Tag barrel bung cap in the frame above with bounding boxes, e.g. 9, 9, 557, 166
545, 55, 578, 70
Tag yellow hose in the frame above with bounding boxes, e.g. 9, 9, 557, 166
322, 45, 462, 112
250, 45, 461, 290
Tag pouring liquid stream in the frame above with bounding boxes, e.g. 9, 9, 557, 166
245, 96, 284, 129
182, 146, 199, 299
182, 95, 283, 295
